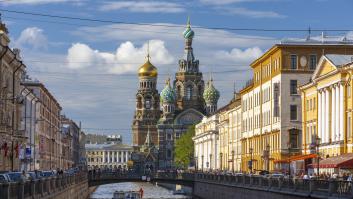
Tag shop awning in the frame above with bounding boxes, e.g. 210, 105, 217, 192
273, 154, 317, 164
311, 153, 353, 169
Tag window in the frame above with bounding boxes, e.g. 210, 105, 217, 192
290, 131, 298, 148
290, 105, 297, 121
145, 99, 151, 109
290, 80, 298, 95
186, 86, 192, 100
290, 55, 297, 69
167, 149, 172, 158
309, 55, 317, 70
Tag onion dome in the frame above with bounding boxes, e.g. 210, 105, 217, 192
203, 79, 220, 104
138, 54, 158, 78
160, 78, 176, 103
182, 17, 194, 39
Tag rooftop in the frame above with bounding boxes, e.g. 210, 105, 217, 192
280, 34, 353, 45
85, 143, 132, 150
325, 54, 353, 66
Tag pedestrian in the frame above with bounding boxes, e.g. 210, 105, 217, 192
139, 187, 144, 198
21, 170, 28, 181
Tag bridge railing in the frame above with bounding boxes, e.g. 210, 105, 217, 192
195, 173, 353, 198
0, 172, 87, 199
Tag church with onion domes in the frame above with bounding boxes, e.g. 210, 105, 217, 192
131, 18, 220, 169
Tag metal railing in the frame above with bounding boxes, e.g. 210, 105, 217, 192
0, 172, 87, 199
88, 171, 353, 198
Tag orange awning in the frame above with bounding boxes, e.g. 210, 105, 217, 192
273, 154, 317, 164
289, 154, 317, 162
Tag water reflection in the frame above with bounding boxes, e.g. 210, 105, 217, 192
90, 182, 191, 199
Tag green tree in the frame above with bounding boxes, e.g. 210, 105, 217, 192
174, 125, 195, 169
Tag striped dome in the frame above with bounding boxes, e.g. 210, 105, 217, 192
203, 79, 220, 104
183, 17, 194, 39
160, 79, 176, 103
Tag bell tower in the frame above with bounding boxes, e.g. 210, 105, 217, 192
132, 43, 160, 146
174, 17, 205, 114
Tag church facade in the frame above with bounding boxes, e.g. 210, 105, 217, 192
132, 18, 220, 169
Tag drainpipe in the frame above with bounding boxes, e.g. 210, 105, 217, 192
11, 61, 24, 171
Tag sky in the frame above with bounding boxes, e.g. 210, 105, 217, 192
1, 0, 353, 144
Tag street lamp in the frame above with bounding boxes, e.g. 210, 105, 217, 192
266, 144, 270, 172
249, 148, 253, 174
201, 155, 204, 171
287, 143, 292, 176
209, 154, 212, 170
220, 153, 223, 171
316, 136, 321, 176
231, 150, 235, 173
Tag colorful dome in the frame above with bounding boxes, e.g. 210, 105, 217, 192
160, 78, 176, 103
182, 17, 194, 39
138, 57, 158, 78
203, 79, 220, 104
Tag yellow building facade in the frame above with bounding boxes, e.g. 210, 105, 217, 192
240, 38, 353, 173
300, 54, 353, 158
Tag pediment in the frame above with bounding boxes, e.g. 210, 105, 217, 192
312, 56, 337, 80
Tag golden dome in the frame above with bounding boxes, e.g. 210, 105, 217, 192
138, 59, 158, 77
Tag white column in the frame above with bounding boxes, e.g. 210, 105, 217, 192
332, 86, 336, 142
336, 84, 340, 141
325, 89, 330, 143
322, 89, 326, 141
126, 151, 128, 162
107, 151, 110, 163
339, 84, 344, 141
318, 91, 322, 140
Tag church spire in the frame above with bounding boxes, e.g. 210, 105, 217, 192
144, 126, 153, 146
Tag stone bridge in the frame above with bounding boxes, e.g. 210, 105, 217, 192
89, 171, 353, 199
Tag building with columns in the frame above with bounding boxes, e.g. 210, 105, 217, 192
300, 54, 353, 159
239, 36, 353, 173
193, 93, 241, 172
194, 114, 219, 171
86, 143, 133, 169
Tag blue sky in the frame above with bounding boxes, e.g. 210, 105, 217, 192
2, 0, 353, 144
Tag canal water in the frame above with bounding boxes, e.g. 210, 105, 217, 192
90, 182, 192, 199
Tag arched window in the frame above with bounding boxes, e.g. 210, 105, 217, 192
145, 96, 151, 109
176, 85, 181, 99
186, 86, 192, 100
167, 149, 172, 158
137, 96, 142, 109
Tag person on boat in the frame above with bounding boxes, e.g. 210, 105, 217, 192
139, 187, 144, 198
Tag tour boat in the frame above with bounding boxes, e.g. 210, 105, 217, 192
112, 191, 141, 199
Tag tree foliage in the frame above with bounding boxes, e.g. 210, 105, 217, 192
174, 125, 195, 169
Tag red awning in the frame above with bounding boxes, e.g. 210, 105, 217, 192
311, 153, 353, 169
273, 154, 317, 164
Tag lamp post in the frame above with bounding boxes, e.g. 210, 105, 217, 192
249, 148, 253, 174
266, 144, 270, 172
231, 150, 235, 173
201, 155, 204, 171
209, 154, 212, 170
287, 143, 292, 176
220, 153, 223, 171
316, 136, 321, 176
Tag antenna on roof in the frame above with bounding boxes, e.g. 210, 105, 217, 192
307, 26, 311, 40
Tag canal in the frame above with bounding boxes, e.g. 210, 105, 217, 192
90, 182, 192, 199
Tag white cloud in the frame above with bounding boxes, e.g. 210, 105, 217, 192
66, 40, 174, 74
1, 0, 81, 5
220, 7, 286, 18
199, 0, 278, 5
214, 47, 263, 64
99, 1, 185, 13
14, 27, 48, 50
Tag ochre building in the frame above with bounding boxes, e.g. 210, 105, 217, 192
239, 36, 353, 173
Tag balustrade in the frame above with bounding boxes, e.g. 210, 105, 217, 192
0, 173, 87, 199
